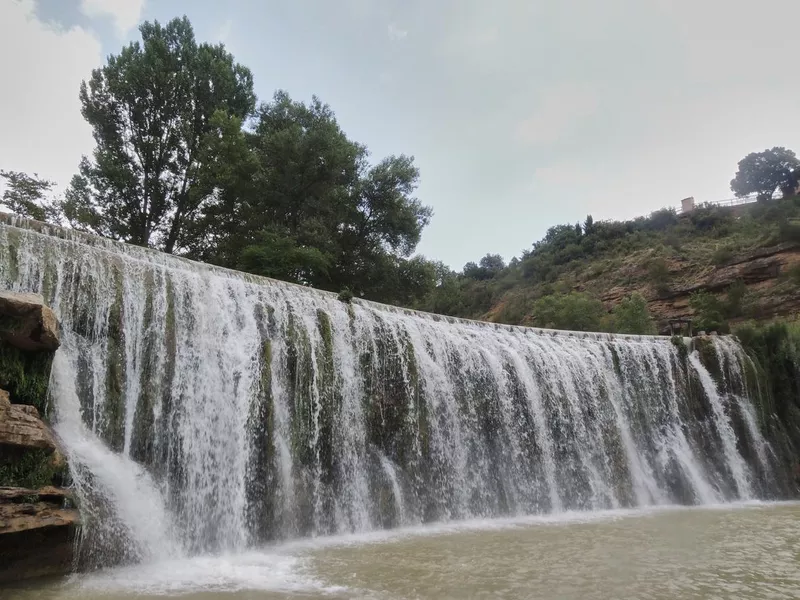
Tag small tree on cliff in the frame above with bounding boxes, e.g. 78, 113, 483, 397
730, 147, 800, 201
612, 293, 656, 335
64, 16, 255, 251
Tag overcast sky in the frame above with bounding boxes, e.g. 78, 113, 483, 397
2, 0, 799, 269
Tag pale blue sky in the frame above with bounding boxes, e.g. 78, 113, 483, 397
3, 0, 799, 269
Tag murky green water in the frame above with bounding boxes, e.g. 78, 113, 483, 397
6, 504, 800, 600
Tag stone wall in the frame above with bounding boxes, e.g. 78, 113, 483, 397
0, 291, 79, 584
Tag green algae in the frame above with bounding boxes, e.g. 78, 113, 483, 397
0, 341, 53, 415
0, 447, 63, 489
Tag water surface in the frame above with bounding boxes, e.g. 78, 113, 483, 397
7, 503, 800, 600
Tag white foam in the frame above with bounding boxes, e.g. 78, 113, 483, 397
269, 500, 791, 553
72, 551, 342, 596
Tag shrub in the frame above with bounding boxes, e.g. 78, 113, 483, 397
724, 279, 751, 319
532, 292, 608, 332
787, 263, 800, 286
689, 290, 729, 333
778, 219, 800, 244
664, 232, 683, 251
711, 246, 735, 266
612, 293, 657, 335
493, 294, 532, 325
647, 258, 672, 296
643, 208, 679, 231
689, 205, 728, 231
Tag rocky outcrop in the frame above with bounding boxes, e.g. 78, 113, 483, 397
0, 389, 58, 451
600, 243, 800, 330
0, 291, 77, 584
0, 291, 60, 413
0, 291, 60, 352
0, 486, 79, 583
0, 394, 75, 583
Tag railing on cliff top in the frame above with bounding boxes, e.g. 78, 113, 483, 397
0, 211, 679, 344
680, 193, 765, 213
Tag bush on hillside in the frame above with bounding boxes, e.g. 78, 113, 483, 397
724, 279, 752, 319
531, 292, 608, 332
689, 290, 729, 333
647, 258, 672, 297
787, 264, 800, 286
778, 219, 800, 244
711, 245, 735, 266
612, 293, 656, 335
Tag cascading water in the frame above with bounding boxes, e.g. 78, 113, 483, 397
0, 215, 782, 568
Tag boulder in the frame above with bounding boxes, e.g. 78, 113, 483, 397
0, 291, 60, 352
1, 388, 65, 489
0, 485, 79, 583
0, 389, 58, 451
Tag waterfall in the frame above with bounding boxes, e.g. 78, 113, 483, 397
0, 215, 780, 566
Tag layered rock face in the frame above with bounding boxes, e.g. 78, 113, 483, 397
601, 242, 800, 331
0, 292, 78, 584
0, 486, 78, 582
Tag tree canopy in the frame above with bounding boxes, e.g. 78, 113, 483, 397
730, 147, 800, 201
611, 293, 656, 335
25, 15, 434, 306
63, 16, 256, 251
186, 91, 433, 302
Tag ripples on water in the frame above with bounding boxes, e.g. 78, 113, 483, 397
6, 503, 800, 600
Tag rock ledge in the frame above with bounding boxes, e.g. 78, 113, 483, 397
0, 291, 60, 351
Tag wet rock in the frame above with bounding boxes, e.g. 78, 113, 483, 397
0, 485, 79, 583
0, 291, 60, 352
0, 389, 57, 452
0, 292, 74, 583
1, 388, 66, 489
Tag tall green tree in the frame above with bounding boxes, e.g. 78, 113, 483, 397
194, 91, 434, 303
730, 147, 800, 201
64, 16, 255, 251
238, 92, 364, 286
335, 153, 432, 296
0, 171, 61, 223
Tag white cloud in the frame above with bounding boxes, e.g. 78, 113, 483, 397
80, 0, 145, 37
514, 84, 600, 146
388, 23, 407, 41
0, 0, 102, 191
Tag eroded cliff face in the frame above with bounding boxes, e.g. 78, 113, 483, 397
600, 242, 800, 330
0, 292, 79, 584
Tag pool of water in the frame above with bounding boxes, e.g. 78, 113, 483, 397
6, 503, 800, 599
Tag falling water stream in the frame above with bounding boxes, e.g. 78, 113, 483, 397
0, 215, 793, 598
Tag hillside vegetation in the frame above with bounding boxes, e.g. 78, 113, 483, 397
417, 195, 800, 334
